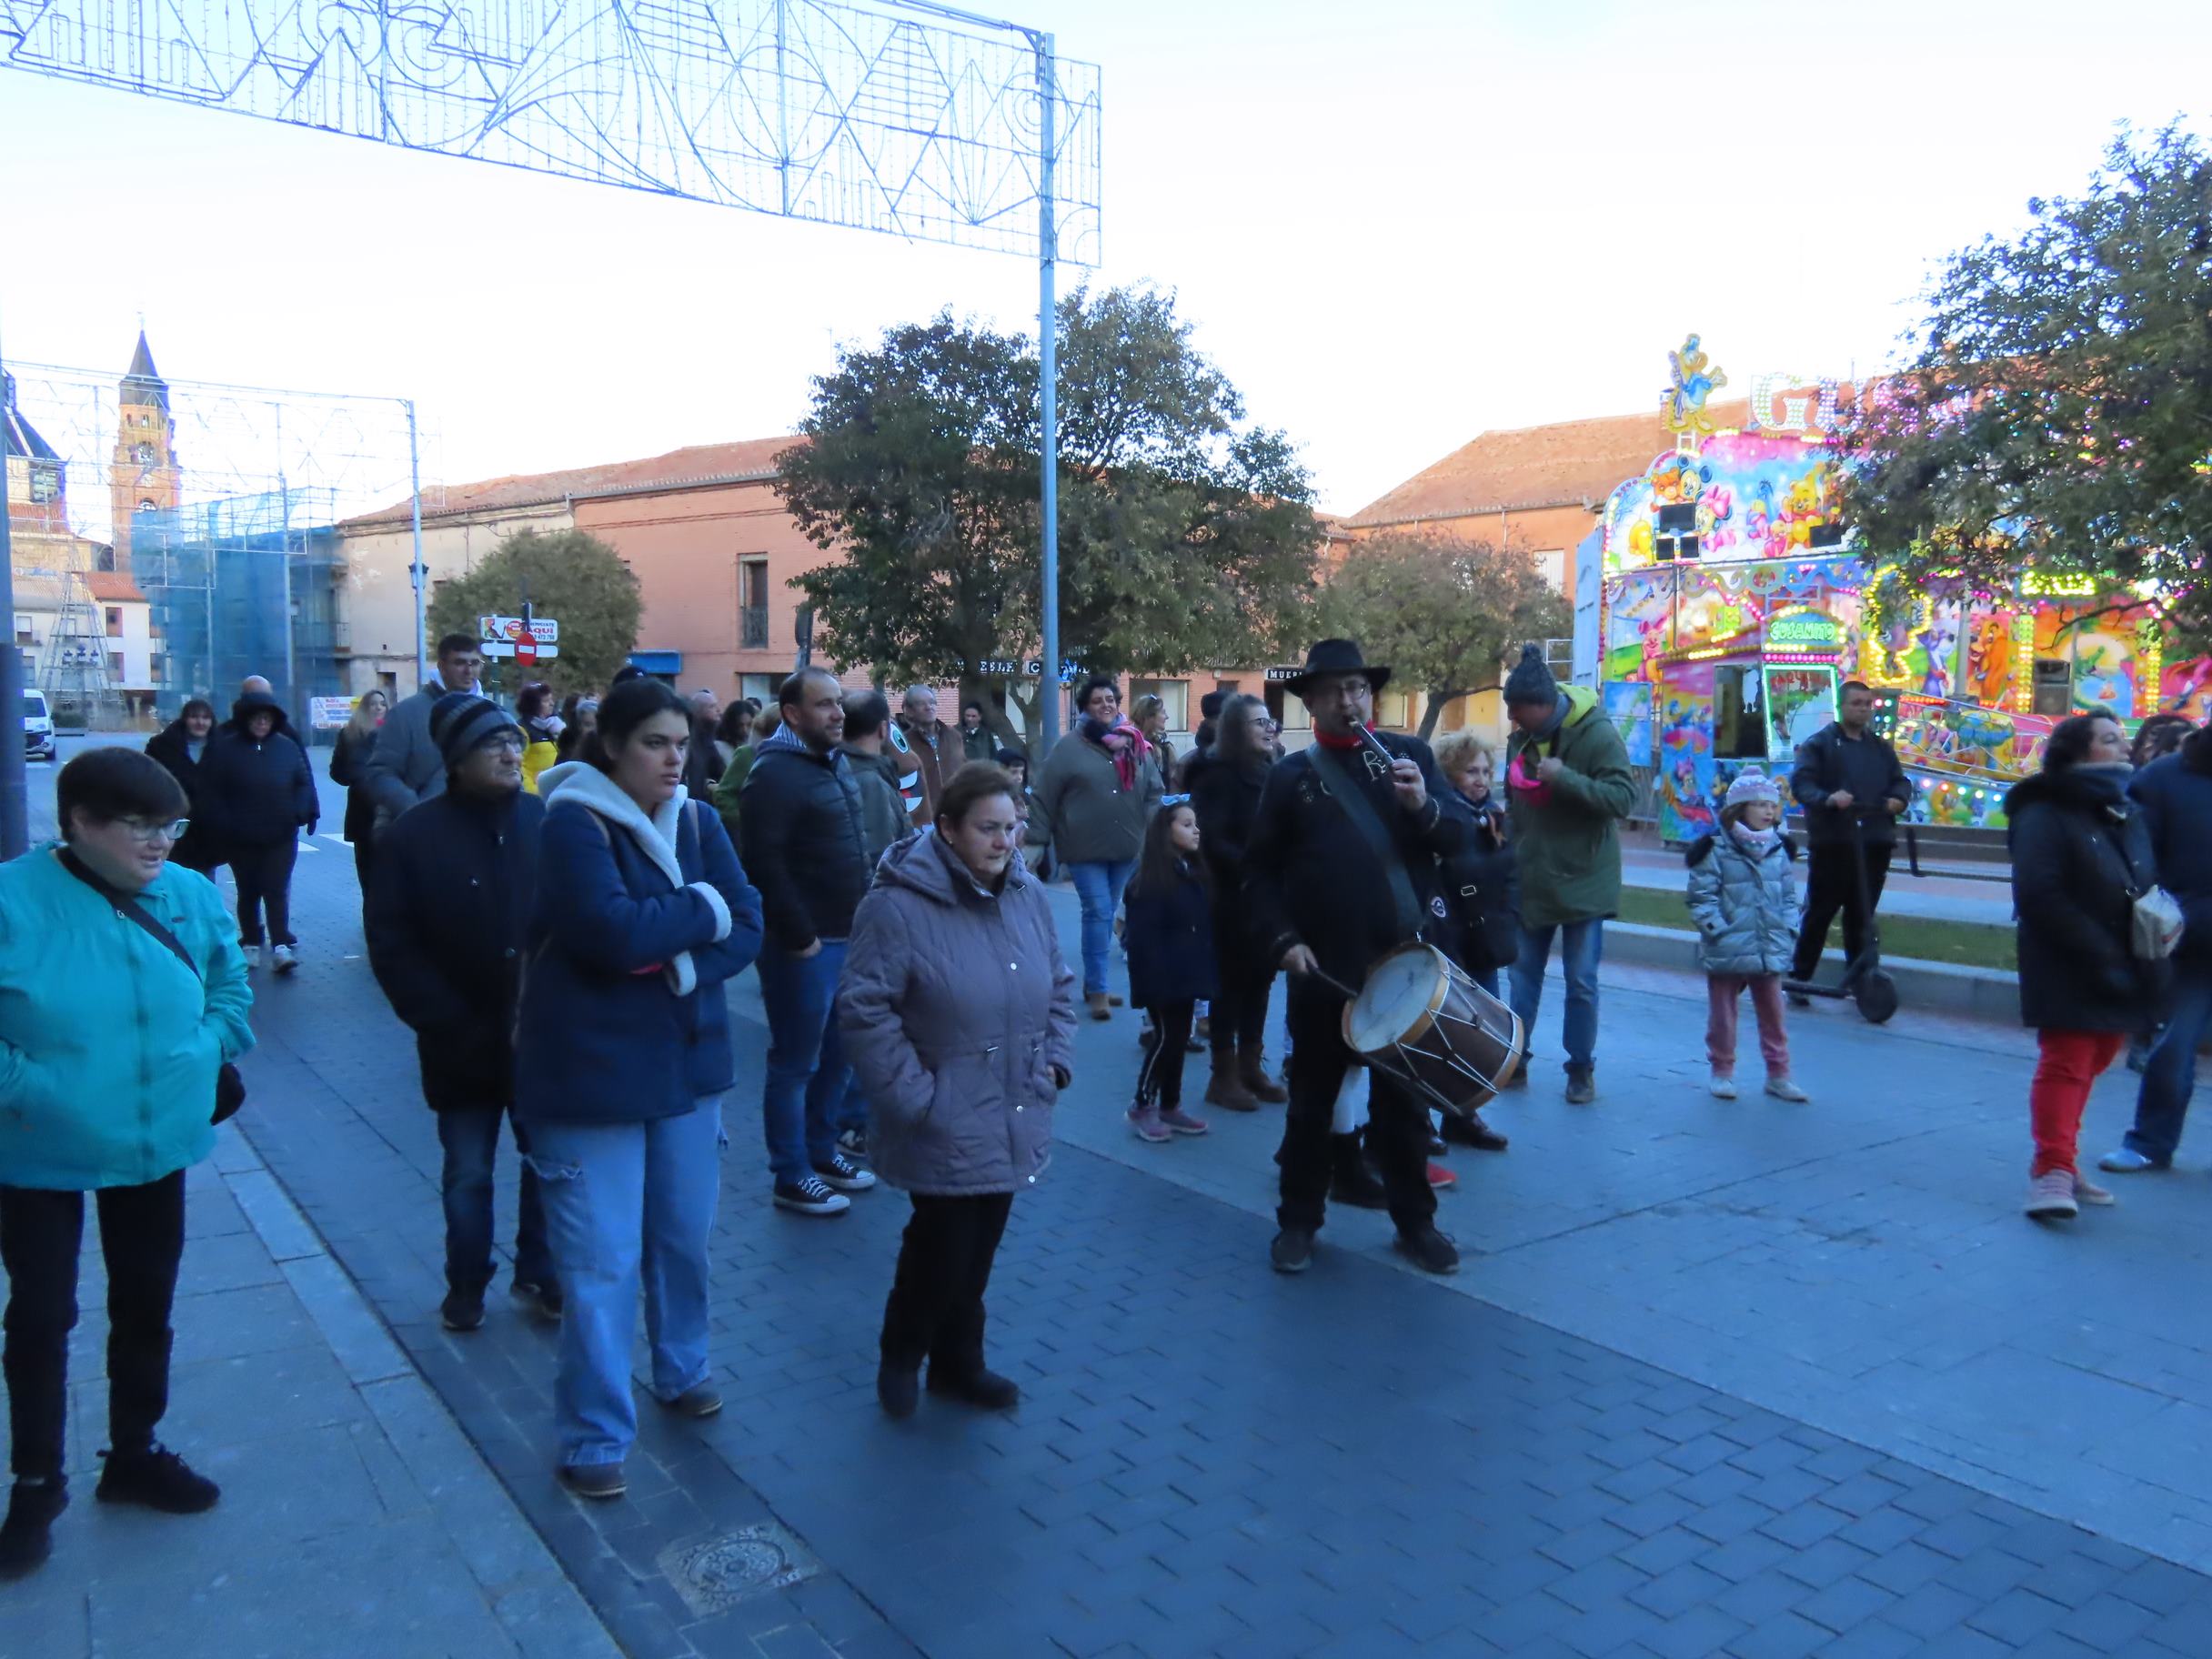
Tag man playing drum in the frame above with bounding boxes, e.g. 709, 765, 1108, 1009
1245, 639, 1473, 1276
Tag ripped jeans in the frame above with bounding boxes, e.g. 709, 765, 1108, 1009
524, 1097, 723, 1467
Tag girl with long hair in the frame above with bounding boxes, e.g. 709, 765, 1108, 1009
1188, 694, 1285, 1109
1122, 799, 1216, 1141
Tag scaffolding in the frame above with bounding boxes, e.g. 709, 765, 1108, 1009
1, 357, 429, 733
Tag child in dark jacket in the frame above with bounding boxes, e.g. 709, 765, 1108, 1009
1123, 801, 1217, 1143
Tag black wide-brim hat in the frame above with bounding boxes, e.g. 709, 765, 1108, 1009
1282, 638, 1392, 699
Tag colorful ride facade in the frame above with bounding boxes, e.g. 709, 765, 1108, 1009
1594, 344, 2212, 841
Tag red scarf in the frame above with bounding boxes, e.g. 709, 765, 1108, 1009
1082, 715, 1152, 790
1312, 723, 1372, 752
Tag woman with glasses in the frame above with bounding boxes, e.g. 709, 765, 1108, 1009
0, 749, 254, 1578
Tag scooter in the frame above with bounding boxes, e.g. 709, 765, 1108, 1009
1784, 814, 1914, 1025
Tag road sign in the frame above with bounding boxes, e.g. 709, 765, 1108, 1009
478, 615, 559, 660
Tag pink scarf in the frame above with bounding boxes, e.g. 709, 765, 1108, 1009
1083, 715, 1152, 792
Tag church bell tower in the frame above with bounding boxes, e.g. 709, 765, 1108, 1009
109, 330, 180, 575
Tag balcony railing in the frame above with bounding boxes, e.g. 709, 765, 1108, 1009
740, 605, 769, 649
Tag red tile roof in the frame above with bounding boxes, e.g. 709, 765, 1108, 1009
1347, 399, 1755, 528
83, 572, 147, 603
342, 436, 799, 528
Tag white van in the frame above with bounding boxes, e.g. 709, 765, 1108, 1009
22, 688, 55, 763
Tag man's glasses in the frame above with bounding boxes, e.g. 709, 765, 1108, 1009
120, 819, 191, 845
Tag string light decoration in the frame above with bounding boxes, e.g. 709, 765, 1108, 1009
2013, 611, 2037, 712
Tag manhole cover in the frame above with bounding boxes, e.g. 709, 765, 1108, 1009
659, 1521, 821, 1616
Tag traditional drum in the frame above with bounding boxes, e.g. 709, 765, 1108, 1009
1341, 942, 1524, 1119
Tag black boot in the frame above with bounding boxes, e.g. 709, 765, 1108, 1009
1329, 1133, 1389, 1210
928, 1366, 1021, 1410
878, 1359, 920, 1421
96, 1445, 219, 1513
0, 1478, 67, 1580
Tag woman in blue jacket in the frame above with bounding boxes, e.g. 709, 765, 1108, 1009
515, 679, 763, 1499
0, 749, 253, 1578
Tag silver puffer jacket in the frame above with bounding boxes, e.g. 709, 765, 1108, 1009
1685, 828, 1803, 977
839, 830, 1077, 1196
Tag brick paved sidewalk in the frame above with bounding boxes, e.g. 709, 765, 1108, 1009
217, 847, 2212, 1658
0, 1121, 616, 1659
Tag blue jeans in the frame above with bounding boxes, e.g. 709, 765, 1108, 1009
1509, 920, 1604, 1079
758, 940, 851, 1182
2124, 962, 2212, 1165
525, 1097, 723, 1467
436, 1105, 551, 1295
1068, 859, 1136, 997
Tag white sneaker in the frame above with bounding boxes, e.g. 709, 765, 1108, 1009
241, 944, 263, 970
1708, 1072, 1737, 1100
2024, 1170, 2079, 1220
272, 944, 298, 975
1765, 1077, 1811, 1103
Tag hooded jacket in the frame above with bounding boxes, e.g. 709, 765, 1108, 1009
145, 717, 223, 870
839, 742, 910, 866
739, 726, 873, 950
202, 692, 318, 847
839, 831, 1076, 1196
0, 851, 253, 1190
1503, 683, 1636, 927
514, 762, 764, 1125
2006, 763, 2161, 1032
1685, 827, 1803, 977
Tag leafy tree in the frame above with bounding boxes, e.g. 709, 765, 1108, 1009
426, 528, 642, 695
776, 287, 1321, 748
1319, 531, 1571, 739
1838, 124, 2212, 649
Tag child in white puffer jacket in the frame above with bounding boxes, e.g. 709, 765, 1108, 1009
1684, 768, 1810, 1102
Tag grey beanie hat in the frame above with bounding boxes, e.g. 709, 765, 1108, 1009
1503, 642, 1561, 709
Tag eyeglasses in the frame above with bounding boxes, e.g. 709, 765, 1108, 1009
120, 819, 190, 844
478, 735, 526, 756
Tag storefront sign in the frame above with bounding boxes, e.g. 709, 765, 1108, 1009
1765, 608, 1842, 653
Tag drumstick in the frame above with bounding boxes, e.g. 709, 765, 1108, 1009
1300, 966, 1361, 1001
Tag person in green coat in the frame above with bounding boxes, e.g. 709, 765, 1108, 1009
1501, 645, 1635, 1104
0, 748, 255, 1578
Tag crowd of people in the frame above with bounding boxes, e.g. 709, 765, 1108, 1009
4, 628, 2206, 1574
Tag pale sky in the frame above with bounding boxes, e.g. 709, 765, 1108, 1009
3, 0, 2207, 517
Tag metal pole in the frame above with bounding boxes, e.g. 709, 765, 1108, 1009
0, 331, 27, 859
407, 400, 426, 682
1035, 31, 1060, 753
279, 472, 297, 733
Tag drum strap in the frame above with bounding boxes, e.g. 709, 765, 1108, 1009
1310, 744, 1423, 941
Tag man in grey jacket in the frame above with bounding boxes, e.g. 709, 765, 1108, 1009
363, 633, 484, 832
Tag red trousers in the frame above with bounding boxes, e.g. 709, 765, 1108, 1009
2029, 1030, 2125, 1177
1706, 974, 1792, 1078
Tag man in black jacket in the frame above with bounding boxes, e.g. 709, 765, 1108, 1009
741, 668, 879, 1216
365, 693, 557, 1333
1244, 640, 1471, 1277
1789, 680, 1913, 984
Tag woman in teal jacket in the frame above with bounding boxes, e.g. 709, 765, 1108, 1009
0, 748, 254, 1580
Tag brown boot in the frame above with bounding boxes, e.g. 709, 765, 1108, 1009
1239, 1043, 1289, 1104
1086, 991, 1111, 1021
1203, 1054, 1258, 1111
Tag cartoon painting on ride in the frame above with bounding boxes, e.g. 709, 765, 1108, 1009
1597, 339, 2212, 840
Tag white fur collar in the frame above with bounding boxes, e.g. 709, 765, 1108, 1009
539, 761, 689, 887
538, 761, 704, 996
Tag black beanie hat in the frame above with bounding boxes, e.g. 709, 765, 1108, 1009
1503, 643, 1561, 710
431, 692, 521, 774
